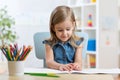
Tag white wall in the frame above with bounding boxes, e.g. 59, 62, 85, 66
118, 0, 120, 67
0, 0, 67, 67
118, 0, 120, 30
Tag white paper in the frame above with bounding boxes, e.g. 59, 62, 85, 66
24, 67, 120, 74
80, 68, 120, 74
24, 67, 68, 73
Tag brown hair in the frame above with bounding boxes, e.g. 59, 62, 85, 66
48, 5, 80, 47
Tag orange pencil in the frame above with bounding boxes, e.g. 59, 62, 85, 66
20, 47, 29, 60
23, 46, 32, 60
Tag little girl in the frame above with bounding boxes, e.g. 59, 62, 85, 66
43, 6, 84, 71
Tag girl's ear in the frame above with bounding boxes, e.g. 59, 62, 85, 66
72, 21, 76, 31
52, 25, 56, 33
73, 21, 76, 27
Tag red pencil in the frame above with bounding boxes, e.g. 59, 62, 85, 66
23, 46, 32, 60
20, 47, 29, 60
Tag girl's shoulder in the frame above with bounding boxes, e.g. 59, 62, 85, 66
43, 39, 49, 44
75, 37, 84, 46
43, 39, 52, 46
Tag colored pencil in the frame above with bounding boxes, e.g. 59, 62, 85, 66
24, 73, 59, 78
1, 44, 32, 61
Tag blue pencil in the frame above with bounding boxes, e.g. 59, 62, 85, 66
1, 48, 8, 60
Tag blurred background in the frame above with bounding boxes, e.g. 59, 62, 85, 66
0, 0, 120, 69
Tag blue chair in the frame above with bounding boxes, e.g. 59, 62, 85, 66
33, 32, 88, 67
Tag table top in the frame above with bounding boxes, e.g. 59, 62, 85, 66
0, 74, 114, 80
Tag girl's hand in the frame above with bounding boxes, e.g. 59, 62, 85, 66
71, 63, 82, 71
59, 64, 73, 71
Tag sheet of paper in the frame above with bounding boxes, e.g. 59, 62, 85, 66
24, 67, 120, 74
80, 68, 120, 74
24, 67, 69, 73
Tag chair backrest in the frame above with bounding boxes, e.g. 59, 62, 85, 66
33, 32, 50, 67
33, 32, 88, 67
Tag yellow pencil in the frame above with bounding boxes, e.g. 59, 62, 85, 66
15, 48, 22, 61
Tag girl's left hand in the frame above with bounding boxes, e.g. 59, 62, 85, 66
71, 63, 82, 71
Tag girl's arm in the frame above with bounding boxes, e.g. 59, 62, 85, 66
73, 44, 83, 70
45, 44, 61, 70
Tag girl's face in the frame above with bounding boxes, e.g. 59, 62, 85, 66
54, 19, 75, 43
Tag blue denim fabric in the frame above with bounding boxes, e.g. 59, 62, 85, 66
43, 40, 83, 64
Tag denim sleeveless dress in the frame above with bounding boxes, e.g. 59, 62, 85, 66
43, 39, 83, 64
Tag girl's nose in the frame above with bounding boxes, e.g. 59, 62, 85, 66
63, 30, 67, 35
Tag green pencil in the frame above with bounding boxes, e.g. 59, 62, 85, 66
24, 73, 59, 78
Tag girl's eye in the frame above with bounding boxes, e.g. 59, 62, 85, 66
66, 29, 70, 31
58, 30, 63, 32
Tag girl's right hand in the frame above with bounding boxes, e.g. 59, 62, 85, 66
59, 64, 73, 71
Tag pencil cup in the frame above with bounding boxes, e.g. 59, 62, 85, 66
8, 61, 24, 76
